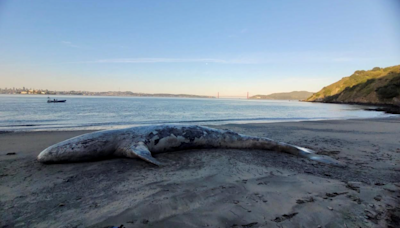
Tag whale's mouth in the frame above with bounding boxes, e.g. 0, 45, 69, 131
37, 147, 50, 161
37, 146, 58, 163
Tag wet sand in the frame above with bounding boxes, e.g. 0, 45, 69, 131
1, 118, 399, 227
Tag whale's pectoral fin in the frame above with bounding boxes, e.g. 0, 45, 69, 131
127, 142, 163, 166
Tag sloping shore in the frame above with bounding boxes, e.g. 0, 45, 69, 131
307, 100, 400, 114
1, 118, 399, 227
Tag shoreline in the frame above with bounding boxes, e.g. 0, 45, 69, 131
306, 100, 400, 114
1, 115, 398, 133
1, 118, 399, 227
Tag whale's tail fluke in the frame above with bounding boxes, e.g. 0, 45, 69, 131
292, 146, 346, 167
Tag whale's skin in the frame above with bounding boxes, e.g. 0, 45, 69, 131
37, 125, 345, 167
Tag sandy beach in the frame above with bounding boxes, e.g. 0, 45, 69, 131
1, 118, 399, 228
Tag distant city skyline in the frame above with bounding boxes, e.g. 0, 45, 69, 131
1, 0, 400, 96
0, 86, 216, 98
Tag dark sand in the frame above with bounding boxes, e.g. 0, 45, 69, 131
1, 118, 399, 227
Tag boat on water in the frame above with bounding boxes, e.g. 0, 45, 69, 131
47, 97, 66, 103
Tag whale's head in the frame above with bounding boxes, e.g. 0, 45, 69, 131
37, 132, 117, 163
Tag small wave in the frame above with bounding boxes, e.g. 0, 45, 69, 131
50, 117, 313, 128
5, 124, 38, 127
0, 117, 313, 132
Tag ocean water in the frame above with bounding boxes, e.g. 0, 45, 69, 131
0, 95, 392, 131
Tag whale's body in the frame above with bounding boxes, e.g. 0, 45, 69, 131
38, 125, 345, 167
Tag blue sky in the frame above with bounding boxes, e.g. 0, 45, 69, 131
1, 0, 399, 96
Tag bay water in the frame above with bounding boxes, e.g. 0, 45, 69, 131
0, 95, 391, 131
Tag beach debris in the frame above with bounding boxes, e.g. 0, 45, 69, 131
63, 175, 76, 183
345, 182, 361, 193
365, 210, 377, 219
272, 212, 298, 222
241, 222, 258, 227
373, 195, 382, 201
142, 219, 149, 224
58, 203, 65, 207
328, 206, 333, 210
304, 169, 314, 174
296, 196, 314, 204
105, 225, 124, 228
6, 152, 16, 155
325, 192, 348, 198
347, 194, 362, 204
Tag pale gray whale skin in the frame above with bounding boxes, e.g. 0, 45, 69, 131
38, 125, 345, 167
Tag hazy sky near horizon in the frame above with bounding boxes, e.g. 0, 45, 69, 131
1, 0, 399, 96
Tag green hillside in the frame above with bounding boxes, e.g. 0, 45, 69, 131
249, 91, 314, 100
306, 65, 400, 106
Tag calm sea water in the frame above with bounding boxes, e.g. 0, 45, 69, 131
0, 95, 391, 131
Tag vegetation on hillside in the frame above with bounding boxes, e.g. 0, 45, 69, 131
249, 91, 314, 100
306, 65, 400, 106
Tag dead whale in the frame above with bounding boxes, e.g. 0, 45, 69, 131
37, 125, 345, 167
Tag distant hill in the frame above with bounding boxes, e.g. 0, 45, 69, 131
306, 65, 400, 106
249, 91, 314, 100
